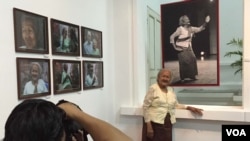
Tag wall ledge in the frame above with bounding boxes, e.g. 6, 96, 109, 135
120, 106, 250, 122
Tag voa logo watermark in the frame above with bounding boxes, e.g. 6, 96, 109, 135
222, 125, 250, 141
226, 129, 246, 136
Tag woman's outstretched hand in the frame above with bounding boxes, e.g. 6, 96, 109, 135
205, 15, 210, 23
186, 106, 203, 116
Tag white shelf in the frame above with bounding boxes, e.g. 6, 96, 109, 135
120, 106, 246, 122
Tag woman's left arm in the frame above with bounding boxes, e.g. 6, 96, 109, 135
176, 103, 203, 116
186, 106, 203, 116
194, 15, 211, 33
175, 96, 203, 116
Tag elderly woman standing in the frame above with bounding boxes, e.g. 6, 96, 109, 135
170, 15, 210, 82
142, 69, 203, 141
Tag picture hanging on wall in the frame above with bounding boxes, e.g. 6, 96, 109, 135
16, 57, 51, 100
83, 60, 103, 90
81, 26, 103, 58
161, 0, 219, 86
51, 19, 80, 56
13, 8, 49, 54
52, 59, 81, 94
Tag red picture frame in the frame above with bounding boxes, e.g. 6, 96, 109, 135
161, 0, 219, 86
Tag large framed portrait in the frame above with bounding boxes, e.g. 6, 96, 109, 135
53, 59, 81, 94
83, 61, 103, 90
16, 57, 51, 100
81, 26, 102, 58
51, 19, 80, 56
161, 0, 219, 86
13, 8, 49, 54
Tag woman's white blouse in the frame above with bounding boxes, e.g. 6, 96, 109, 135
143, 83, 186, 124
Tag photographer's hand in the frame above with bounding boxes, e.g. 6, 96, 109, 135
58, 101, 81, 119
72, 130, 84, 141
58, 101, 132, 141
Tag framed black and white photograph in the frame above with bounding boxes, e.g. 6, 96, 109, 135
161, 0, 219, 86
13, 8, 49, 54
83, 61, 103, 90
53, 59, 81, 94
16, 57, 51, 100
51, 19, 80, 56
81, 26, 102, 58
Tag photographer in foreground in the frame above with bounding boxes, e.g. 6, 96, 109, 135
4, 99, 132, 141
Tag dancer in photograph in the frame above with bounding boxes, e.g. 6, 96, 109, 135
170, 14, 210, 82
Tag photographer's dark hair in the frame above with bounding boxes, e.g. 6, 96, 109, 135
4, 99, 65, 141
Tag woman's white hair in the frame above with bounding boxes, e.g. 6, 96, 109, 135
30, 62, 42, 76
179, 15, 190, 26
157, 68, 173, 83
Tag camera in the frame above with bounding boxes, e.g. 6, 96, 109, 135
57, 100, 88, 141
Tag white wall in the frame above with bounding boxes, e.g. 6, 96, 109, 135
0, 0, 120, 140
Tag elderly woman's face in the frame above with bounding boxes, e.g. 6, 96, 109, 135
31, 64, 40, 82
22, 20, 37, 49
157, 70, 171, 88
182, 15, 190, 25
93, 39, 98, 49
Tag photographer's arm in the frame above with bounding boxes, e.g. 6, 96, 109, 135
58, 102, 132, 141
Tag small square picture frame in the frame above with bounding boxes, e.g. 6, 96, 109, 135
81, 26, 102, 58
13, 8, 49, 54
53, 59, 82, 94
83, 61, 103, 90
16, 57, 51, 100
51, 19, 80, 56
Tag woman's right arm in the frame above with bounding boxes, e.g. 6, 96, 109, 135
142, 88, 155, 139
170, 27, 184, 51
170, 28, 180, 44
